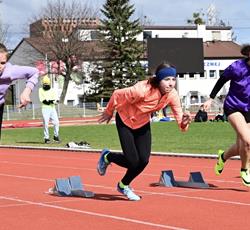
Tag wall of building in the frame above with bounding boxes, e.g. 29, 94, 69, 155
178, 59, 236, 108
8, 24, 237, 108
136, 25, 232, 42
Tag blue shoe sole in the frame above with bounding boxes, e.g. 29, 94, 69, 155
97, 148, 110, 175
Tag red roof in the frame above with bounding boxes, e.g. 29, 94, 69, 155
15, 38, 243, 60
203, 41, 243, 59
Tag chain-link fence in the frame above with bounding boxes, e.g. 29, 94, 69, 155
2, 101, 222, 121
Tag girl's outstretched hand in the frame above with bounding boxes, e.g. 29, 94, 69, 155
98, 111, 112, 124
181, 111, 192, 128
18, 87, 32, 108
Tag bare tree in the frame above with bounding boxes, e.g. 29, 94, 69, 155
0, 23, 8, 44
0, 0, 9, 44
31, 0, 98, 103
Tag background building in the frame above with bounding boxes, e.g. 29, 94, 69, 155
8, 19, 243, 109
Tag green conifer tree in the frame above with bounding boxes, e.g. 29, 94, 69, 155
90, 0, 145, 101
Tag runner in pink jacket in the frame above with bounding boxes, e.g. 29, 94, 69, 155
97, 62, 192, 201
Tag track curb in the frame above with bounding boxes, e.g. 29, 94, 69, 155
0, 144, 240, 160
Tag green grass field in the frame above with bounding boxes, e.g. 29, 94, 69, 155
0, 121, 234, 154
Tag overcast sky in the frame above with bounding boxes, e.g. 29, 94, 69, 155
1, 0, 250, 49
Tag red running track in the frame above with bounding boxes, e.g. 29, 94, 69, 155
0, 147, 249, 230
2, 117, 100, 129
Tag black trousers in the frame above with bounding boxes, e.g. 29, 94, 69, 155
224, 107, 250, 123
107, 113, 151, 185
0, 104, 4, 139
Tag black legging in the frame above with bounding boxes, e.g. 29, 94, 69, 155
106, 112, 151, 185
0, 104, 4, 139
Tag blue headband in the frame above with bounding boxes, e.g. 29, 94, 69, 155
155, 67, 177, 82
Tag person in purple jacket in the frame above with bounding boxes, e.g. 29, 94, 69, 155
203, 44, 250, 187
0, 43, 39, 138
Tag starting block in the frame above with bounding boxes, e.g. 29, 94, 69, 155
69, 176, 94, 198
48, 175, 94, 198
159, 170, 178, 187
55, 178, 72, 196
159, 170, 209, 189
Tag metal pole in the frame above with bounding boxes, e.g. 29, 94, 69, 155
83, 101, 86, 117
32, 104, 35, 119
6, 105, 9, 121
82, 82, 86, 117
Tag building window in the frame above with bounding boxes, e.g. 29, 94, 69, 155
67, 100, 74, 106
200, 96, 206, 103
191, 95, 198, 104
199, 72, 205, 78
143, 31, 152, 40
189, 73, 195, 79
181, 96, 186, 105
209, 70, 216, 78
90, 30, 101, 40
178, 73, 185, 79
219, 70, 224, 77
212, 31, 221, 41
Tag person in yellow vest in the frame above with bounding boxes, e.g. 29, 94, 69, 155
39, 75, 60, 144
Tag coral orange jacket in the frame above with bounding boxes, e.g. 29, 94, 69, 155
105, 80, 188, 131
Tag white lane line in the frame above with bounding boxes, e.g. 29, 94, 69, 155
0, 196, 188, 230
0, 160, 242, 186
0, 173, 54, 181
137, 189, 250, 206
0, 152, 97, 161
0, 198, 76, 208
0, 160, 91, 171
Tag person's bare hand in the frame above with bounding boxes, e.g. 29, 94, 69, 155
182, 111, 192, 126
98, 111, 112, 124
203, 98, 213, 111
18, 87, 32, 108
